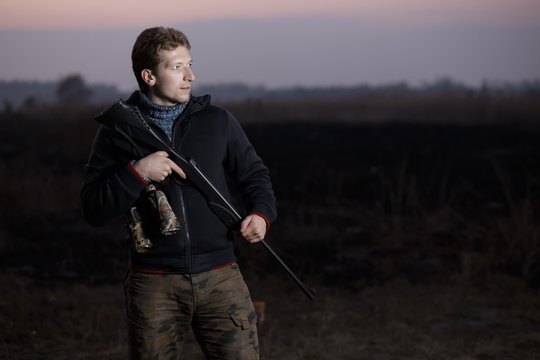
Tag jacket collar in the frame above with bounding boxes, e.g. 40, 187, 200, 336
126, 91, 211, 118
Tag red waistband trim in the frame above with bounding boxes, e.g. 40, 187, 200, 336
129, 261, 236, 274
211, 260, 237, 270
130, 266, 164, 274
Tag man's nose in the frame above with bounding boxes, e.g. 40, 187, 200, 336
184, 67, 195, 81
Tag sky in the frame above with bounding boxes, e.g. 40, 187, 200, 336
2, 0, 540, 29
1, 0, 539, 91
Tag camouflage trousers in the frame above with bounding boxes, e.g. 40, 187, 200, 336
123, 263, 259, 360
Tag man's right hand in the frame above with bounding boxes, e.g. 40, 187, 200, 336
133, 151, 186, 182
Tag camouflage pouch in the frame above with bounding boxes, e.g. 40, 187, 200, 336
145, 184, 181, 235
125, 206, 152, 253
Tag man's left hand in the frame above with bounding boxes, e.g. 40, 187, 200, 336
240, 214, 267, 243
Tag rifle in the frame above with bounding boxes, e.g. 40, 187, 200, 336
95, 100, 316, 300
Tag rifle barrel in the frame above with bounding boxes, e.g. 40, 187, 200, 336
261, 240, 316, 300
103, 100, 316, 300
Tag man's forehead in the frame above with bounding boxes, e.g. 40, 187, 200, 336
158, 46, 191, 62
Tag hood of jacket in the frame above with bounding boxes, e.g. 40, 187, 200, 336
94, 91, 211, 131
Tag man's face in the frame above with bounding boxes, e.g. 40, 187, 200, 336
143, 45, 195, 105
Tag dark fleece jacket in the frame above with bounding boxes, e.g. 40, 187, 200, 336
81, 92, 277, 273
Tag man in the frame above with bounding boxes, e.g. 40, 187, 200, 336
81, 27, 276, 359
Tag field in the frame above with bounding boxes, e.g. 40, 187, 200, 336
1, 89, 540, 359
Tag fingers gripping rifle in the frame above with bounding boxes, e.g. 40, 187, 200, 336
95, 100, 316, 300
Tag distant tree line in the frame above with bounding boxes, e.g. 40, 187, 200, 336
1, 75, 539, 111
0, 74, 129, 111
196, 78, 540, 102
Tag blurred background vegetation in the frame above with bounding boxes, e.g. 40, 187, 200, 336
1, 76, 540, 358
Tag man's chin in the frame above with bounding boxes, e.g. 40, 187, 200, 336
176, 93, 191, 103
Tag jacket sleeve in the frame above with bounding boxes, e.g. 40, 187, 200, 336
80, 125, 147, 226
224, 112, 277, 226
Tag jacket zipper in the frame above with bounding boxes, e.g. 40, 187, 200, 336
172, 113, 192, 272
140, 105, 194, 273
178, 188, 192, 272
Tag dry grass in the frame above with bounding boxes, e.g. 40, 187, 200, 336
2, 93, 540, 358
0, 274, 126, 359
2, 272, 540, 359
222, 90, 540, 125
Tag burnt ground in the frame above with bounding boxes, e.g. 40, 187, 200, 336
2, 105, 540, 358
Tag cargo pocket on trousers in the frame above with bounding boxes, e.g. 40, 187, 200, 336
228, 313, 252, 330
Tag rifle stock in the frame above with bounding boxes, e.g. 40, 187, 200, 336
95, 100, 316, 300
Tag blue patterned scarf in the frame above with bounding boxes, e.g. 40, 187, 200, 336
137, 91, 188, 140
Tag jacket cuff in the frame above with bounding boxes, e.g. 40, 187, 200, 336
128, 160, 150, 185
250, 212, 270, 230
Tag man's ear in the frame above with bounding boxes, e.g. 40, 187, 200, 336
141, 69, 156, 87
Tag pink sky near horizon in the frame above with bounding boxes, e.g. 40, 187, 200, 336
2, 0, 540, 29
1, 0, 539, 90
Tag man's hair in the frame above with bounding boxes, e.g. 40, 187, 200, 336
131, 27, 191, 91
